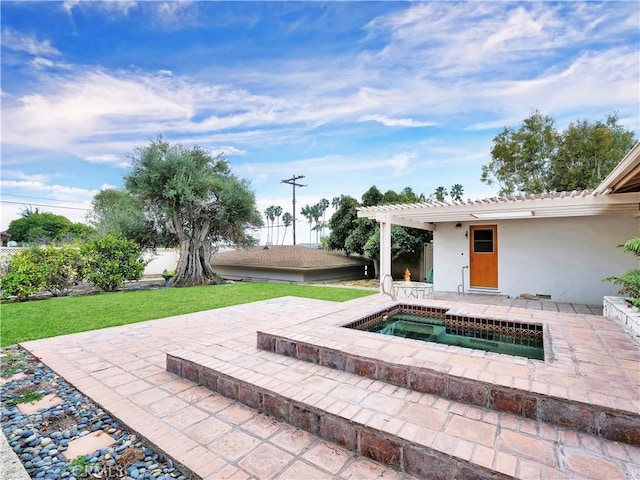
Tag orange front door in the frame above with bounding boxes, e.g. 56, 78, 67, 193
469, 225, 498, 288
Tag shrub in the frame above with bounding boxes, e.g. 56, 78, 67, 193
0, 244, 85, 300
604, 236, 640, 308
81, 236, 146, 292
0, 248, 47, 300
39, 244, 85, 297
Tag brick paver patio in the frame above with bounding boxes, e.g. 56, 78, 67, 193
21, 293, 639, 479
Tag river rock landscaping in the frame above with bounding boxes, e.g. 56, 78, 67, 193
1, 345, 191, 480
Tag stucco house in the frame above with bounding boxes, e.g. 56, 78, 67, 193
211, 245, 372, 283
358, 142, 640, 304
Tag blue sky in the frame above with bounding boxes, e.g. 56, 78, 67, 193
1, 1, 638, 244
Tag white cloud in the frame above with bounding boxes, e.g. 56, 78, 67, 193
83, 154, 130, 168
154, 1, 198, 30
63, 0, 138, 18
0, 179, 98, 199
361, 1, 638, 80
0, 178, 99, 229
30, 57, 55, 69
482, 6, 545, 52
1, 0, 637, 218
1, 28, 61, 56
358, 114, 438, 128
387, 153, 411, 174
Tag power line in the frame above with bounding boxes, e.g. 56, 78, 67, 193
2, 193, 84, 204
0, 200, 91, 211
281, 175, 306, 245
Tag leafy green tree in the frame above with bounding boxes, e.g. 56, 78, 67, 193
381, 189, 402, 204
326, 186, 432, 278
361, 186, 383, 207
67, 223, 97, 242
326, 195, 359, 252
6, 211, 92, 245
89, 189, 160, 247
364, 226, 431, 264
550, 114, 637, 192
124, 136, 262, 286
398, 187, 424, 203
81, 235, 146, 292
344, 218, 376, 255
481, 111, 636, 195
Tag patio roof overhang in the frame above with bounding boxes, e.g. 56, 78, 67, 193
357, 190, 640, 230
359, 141, 640, 230
593, 141, 640, 194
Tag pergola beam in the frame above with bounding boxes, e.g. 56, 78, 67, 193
372, 212, 434, 230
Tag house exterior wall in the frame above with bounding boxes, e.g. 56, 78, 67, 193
433, 215, 639, 304
212, 266, 305, 282
212, 265, 370, 283
304, 265, 370, 282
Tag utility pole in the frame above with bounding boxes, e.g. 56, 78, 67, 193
281, 174, 306, 245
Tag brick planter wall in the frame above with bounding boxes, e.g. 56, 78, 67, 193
604, 296, 640, 340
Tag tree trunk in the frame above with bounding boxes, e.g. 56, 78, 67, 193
372, 258, 380, 279
171, 216, 221, 287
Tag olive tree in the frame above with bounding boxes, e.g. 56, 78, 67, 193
124, 136, 262, 287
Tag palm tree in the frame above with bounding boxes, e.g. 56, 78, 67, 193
300, 204, 314, 243
331, 196, 341, 210
264, 206, 276, 244
450, 184, 464, 202
281, 212, 292, 245
318, 198, 329, 237
311, 203, 323, 243
273, 205, 283, 245
434, 186, 448, 202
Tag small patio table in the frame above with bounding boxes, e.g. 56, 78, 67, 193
392, 281, 434, 299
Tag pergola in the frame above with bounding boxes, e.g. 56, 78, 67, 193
357, 142, 640, 291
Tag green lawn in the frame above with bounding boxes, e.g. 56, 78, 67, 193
0, 282, 375, 347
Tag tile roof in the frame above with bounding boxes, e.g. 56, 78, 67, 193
211, 245, 370, 270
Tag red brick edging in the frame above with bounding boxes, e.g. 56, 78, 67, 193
167, 353, 512, 480
256, 331, 640, 446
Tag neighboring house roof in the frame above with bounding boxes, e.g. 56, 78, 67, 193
358, 142, 640, 227
211, 245, 370, 270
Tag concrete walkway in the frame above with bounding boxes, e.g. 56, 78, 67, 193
17, 293, 637, 479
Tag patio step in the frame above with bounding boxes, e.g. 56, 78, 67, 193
166, 347, 640, 480
256, 330, 640, 447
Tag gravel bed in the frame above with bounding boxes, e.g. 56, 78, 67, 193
1, 345, 192, 480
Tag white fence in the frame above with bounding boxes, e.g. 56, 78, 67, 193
141, 249, 180, 276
